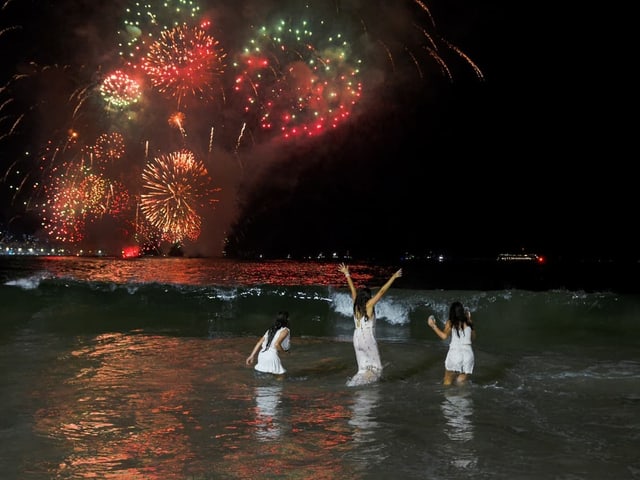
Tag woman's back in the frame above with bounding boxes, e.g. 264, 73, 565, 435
449, 325, 473, 346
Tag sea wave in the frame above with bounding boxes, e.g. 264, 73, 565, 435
4, 271, 51, 290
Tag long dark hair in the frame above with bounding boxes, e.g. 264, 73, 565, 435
263, 311, 290, 351
449, 301, 472, 337
354, 287, 372, 319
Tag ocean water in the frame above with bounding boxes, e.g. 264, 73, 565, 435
1, 256, 639, 479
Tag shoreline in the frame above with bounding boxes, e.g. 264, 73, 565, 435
1, 254, 637, 293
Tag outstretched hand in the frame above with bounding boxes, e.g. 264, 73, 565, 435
338, 263, 350, 275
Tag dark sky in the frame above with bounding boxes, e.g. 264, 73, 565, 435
0, 0, 631, 260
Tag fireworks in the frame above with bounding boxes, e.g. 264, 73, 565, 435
99, 70, 142, 109
92, 132, 126, 169
140, 150, 218, 243
39, 163, 124, 243
233, 16, 363, 140
332, 0, 484, 81
40, 166, 91, 244
118, 0, 203, 66
1, 0, 483, 254
141, 24, 227, 107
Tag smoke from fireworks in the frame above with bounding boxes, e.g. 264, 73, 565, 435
1, 0, 483, 254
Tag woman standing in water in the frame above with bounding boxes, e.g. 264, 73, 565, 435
338, 263, 402, 386
246, 311, 291, 375
427, 301, 475, 385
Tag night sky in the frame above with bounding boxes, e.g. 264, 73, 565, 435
0, 0, 631, 261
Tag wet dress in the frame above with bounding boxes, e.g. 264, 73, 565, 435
444, 325, 474, 374
347, 314, 383, 387
254, 327, 290, 374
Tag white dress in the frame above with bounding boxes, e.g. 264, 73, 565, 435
444, 325, 474, 374
254, 327, 290, 374
347, 315, 383, 387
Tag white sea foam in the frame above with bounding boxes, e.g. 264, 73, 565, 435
5, 272, 49, 290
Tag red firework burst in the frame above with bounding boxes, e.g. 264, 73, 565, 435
141, 24, 227, 108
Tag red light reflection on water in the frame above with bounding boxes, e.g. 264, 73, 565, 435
37, 256, 388, 287
33, 333, 200, 479
31, 334, 374, 478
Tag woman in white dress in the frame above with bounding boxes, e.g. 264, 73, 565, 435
427, 301, 475, 385
246, 311, 291, 374
338, 263, 402, 387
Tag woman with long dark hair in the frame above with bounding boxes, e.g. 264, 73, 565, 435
246, 311, 291, 375
427, 301, 475, 385
338, 263, 402, 386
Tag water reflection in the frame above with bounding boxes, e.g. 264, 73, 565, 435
253, 382, 284, 441
27, 332, 369, 479
440, 388, 478, 469
31, 333, 211, 479
36, 256, 383, 287
349, 386, 380, 444
347, 385, 389, 467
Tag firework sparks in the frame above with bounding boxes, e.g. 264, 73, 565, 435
142, 23, 227, 108
118, 0, 203, 66
92, 132, 126, 169
168, 111, 187, 140
140, 149, 218, 243
233, 14, 362, 141
235, 122, 246, 154
39, 162, 117, 243
1, 0, 484, 254
99, 70, 143, 108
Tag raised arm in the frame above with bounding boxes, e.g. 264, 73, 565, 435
338, 263, 357, 300
369, 268, 402, 306
427, 315, 451, 341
